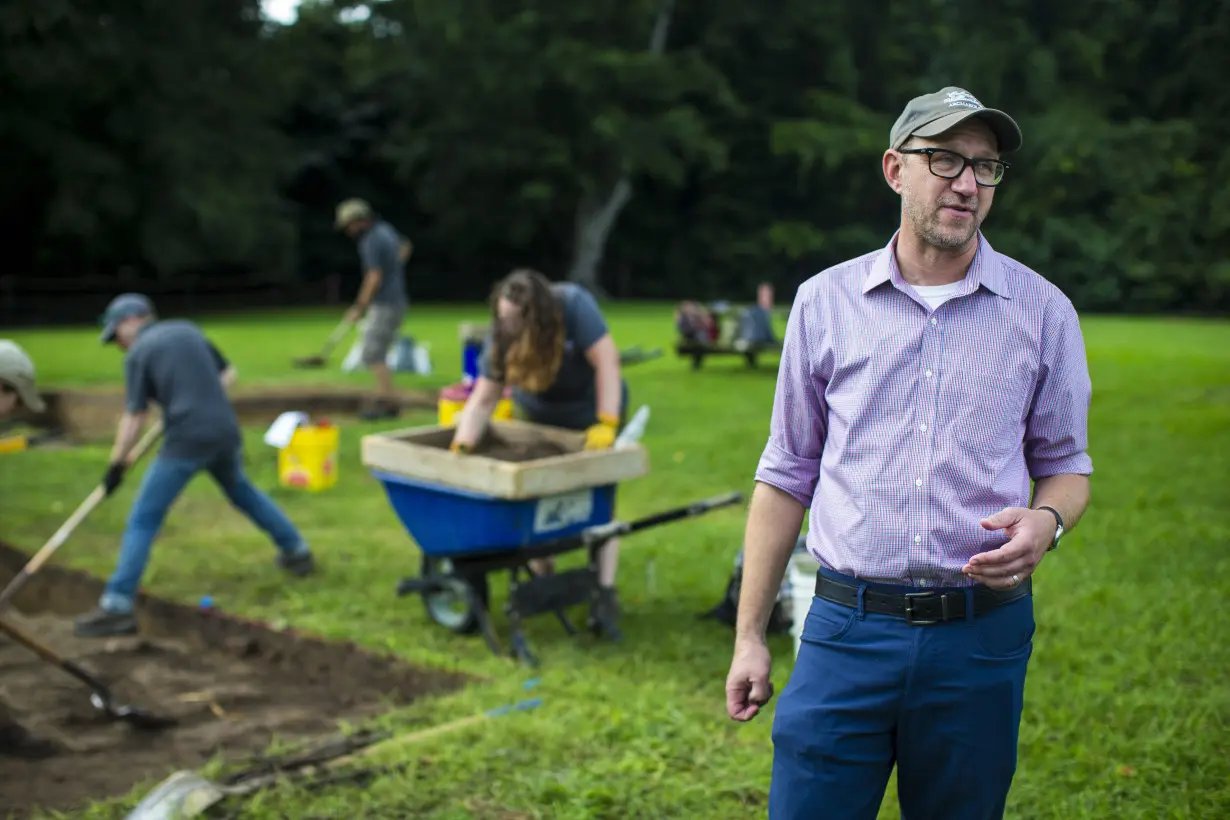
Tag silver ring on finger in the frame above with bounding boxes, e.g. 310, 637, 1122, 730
1010, 574, 1020, 586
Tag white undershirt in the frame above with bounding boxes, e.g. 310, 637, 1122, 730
912, 281, 964, 311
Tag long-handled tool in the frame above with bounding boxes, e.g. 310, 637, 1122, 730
0, 615, 176, 730
124, 697, 544, 819
292, 317, 355, 369
0, 419, 164, 614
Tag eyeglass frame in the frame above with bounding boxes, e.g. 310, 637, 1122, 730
895, 147, 1011, 188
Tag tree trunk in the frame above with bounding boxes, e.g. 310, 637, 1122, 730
565, 0, 675, 295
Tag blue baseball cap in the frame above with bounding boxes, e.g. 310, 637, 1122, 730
99, 293, 154, 343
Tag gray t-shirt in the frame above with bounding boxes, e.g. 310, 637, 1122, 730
124, 320, 242, 460
358, 220, 408, 308
480, 282, 615, 426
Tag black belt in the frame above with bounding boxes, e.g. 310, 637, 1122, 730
814, 573, 1031, 626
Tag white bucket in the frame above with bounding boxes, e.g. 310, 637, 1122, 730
785, 551, 818, 658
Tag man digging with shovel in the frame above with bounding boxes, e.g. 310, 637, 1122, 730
0, 340, 61, 759
73, 294, 317, 639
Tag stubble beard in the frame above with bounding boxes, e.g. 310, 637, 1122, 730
904, 187, 981, 251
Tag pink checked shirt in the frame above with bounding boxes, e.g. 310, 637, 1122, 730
755, 232, 1094, 587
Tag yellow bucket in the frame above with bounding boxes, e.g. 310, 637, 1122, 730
277, 423, 340, 492
437, 383, 515, 426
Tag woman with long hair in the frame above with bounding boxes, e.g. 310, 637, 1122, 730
450, 269, 628, 640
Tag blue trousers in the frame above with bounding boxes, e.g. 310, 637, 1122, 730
100, 448, 308, 613
769, 568, 1034, 820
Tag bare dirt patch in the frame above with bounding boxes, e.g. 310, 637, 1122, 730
0, 540, 473, 819
16, 383, 439, 441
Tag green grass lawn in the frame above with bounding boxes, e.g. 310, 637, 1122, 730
2, 305, 1228, 819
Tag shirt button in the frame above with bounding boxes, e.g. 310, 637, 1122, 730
930, 317, 937, 325
914, 535, 922, 544
915, 478, 923, 487
918, 579, 930, 587
925, 369, 933, 378
919, 423, 927, 432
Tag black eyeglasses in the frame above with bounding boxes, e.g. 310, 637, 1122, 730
897, 147, 1010, 187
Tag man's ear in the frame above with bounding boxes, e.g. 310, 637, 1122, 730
883, 149, 906, 195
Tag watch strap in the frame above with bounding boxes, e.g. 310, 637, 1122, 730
1034, 505, 1064, 549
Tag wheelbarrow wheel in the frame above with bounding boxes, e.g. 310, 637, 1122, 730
420, 556, 489, 635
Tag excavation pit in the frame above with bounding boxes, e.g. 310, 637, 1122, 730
0, 540, 472, 819
13, 383, 439, 442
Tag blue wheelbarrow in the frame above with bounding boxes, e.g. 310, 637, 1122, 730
371, 469, 743, 666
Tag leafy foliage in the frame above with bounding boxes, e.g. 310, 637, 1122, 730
0, 0, 1224, 312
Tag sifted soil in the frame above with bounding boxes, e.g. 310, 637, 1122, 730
410, 427, 575, 463
0, 541, 473, 819
473, 437, 571, 463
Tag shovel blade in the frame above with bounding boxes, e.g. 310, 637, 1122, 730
124, 770, 228, 820
89, 692, 178, 730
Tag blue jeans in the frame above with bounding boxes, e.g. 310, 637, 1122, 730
769, 568, 1034, 820
100, 448, 309, 613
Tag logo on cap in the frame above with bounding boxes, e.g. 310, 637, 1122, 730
944, 89, 982, 110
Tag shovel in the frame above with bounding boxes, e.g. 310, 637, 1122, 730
0, 419, 164, 614
124, 697, 543, 819
0, 615, 177, 730
292, 318, 355, 369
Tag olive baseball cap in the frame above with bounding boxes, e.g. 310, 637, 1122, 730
0, 340, 46, 413
889, 87, 1022, 153
334, 198, 373, 229
99, 292, 154, 343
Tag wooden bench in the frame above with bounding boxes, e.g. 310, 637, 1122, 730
674, 339, 782, 370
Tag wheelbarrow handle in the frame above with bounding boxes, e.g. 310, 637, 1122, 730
582, 490, 745, 544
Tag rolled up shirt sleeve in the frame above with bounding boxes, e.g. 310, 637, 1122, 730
124, 351, 150, 414
754, 291, 826, 506
1025, 295, 1094, 478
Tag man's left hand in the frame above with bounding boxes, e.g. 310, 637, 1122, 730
963, 507, 1058, 589
101, 462, 127, 497
584, 414, 619, 450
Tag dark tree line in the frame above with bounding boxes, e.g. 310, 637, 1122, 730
1, 0, 1226, 324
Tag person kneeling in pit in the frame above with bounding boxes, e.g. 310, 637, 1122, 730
0, 341, 60, 759
449, 269, 628, 641
73, 294, 317, 638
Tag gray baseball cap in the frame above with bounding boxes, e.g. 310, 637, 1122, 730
99, 292, 155, 343
889, 87, 1022, 153
0, 340, 46, 413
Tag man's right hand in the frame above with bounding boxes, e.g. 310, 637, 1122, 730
726, 637, 774, 721
101, 462, 126, 497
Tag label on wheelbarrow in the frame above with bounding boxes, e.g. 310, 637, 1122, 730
532, 489, 594, 534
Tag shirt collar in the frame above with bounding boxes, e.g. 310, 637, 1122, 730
862, 230, 1012, 300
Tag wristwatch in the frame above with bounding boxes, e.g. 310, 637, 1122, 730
1034, 505, 1065, 551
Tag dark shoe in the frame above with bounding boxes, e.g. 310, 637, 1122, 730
0, 723, 60, 759
588, 586, 623, 642
74, 608, 138, 638
359, 401, 401, 421
277, 550, 316, 577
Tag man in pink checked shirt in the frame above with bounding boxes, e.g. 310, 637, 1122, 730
725, 87, 1093, 820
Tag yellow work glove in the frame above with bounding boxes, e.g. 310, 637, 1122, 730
584, 413, 620, 450
449, 441, 470, 455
